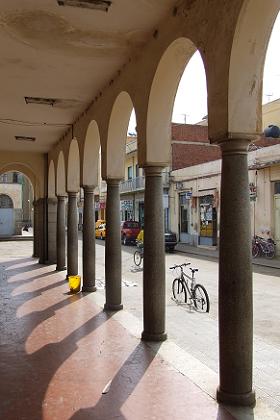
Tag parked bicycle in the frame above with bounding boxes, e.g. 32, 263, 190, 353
134, 241, 144, 266
169, 263, 210, 312
252, 235, 276, 259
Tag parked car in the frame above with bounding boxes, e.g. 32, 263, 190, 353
121, 221, 141, 245
137, 229, 177, 252
95, 219, 105, 229
164, 231, 177, 252
95, 223, 106, 240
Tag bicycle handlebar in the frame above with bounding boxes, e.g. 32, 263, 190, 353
169, 263, 190, 270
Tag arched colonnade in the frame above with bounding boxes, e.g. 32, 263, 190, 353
44, 0, 280, 408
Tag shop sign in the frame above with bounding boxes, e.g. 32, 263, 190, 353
249, 182, 257, 201
99, 196, 106, 209
179, 191, 192, 205
176, 181, 184, 190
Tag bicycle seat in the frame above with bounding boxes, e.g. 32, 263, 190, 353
189, 268, 198, 273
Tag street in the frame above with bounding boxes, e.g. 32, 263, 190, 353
86, 239, 280, 417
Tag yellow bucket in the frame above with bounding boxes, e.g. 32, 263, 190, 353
68, 275, 81, 293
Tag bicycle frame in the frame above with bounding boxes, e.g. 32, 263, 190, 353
179, 267, 196, 301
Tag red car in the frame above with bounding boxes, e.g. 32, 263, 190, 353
121, 221, 141, 245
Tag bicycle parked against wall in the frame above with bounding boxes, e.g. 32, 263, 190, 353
169, 263, 210, 312
252, 235, 276, 259
133, 240, 144, 266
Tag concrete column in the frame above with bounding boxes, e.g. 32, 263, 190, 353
104, 179, 123, 311
217, 138, 255, 406
47, 197, 57, 264
141, 166, 167, 342
32, 200, 39, 258
82, 186, 97, 292
67, 191, 78, 277
56, 195, 66, 271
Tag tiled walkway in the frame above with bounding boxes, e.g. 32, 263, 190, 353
0, 251, 235, 420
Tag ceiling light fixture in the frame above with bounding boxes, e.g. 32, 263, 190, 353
57, 0, 112, 12
25, 96, 57, 107
15, 136, 36, 142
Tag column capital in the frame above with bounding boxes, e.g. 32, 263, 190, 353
47, 197, 57, 205
106, 178, 121, 187
143, 166, 164, 176
218, 138, 251, 156
57, 194, 67, 200
67, 191, 78, 198
82, 185, 95, 194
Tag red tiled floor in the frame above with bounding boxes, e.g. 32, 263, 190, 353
0, 257, 235, 420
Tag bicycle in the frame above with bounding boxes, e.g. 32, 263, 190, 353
169, 263, 210, 312
252, 235, 275, 259
134, 241, 144, 266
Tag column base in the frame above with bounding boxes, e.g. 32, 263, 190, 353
56, 265, 66, 271
216, 387, 256, 407
141, 331, 167, 342
104, 303, 123, 311
82, 285, 97, 293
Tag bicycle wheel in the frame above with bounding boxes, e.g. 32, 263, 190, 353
172, 278, 187, 304
193, 284, 210, 313
134, 250, 142, 266
252, 243, 259, 258
265, 243, 275, 259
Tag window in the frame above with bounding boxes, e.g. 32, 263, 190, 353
0, 174, 8, 183
127, 166, 133, 180
0, 194, 13, 208
275, 182, 280, 194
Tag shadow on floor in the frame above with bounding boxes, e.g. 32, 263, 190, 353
0, 257, 114, 419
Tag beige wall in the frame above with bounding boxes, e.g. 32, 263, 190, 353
262, 99, 280, 129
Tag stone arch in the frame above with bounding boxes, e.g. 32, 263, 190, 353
105, 91, 134, 179
56, 151, 66, 196
82, 120, 100, 187
48, 160, 56, 198
67, 139, 80, 192
228, 0, 280, 135
146, 37, 199, 165
0, 163, 37, 198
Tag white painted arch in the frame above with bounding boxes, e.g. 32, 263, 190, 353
106, 91, 134, 179
56, 151, 66, 196
146, 37, 199, 165
48, 160, 56, 198
229, 0, 280, 136
67, 139, 80, 192
83, 120, 100, 187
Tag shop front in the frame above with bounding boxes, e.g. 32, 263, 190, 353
179, 191, 192, 243
198, 194, 217, 246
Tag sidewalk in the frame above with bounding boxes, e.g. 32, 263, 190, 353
176, 242, 280, 269
0, 250, 234, 420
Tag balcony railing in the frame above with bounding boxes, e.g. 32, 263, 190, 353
120, 176, 145, 193
120, 172, 170, 194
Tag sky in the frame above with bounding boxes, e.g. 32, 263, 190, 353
128, 12, 280, 133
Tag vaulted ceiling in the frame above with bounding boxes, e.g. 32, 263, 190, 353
0, 0, 176, 152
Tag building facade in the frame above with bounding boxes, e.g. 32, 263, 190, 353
169, 99, 280, 251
